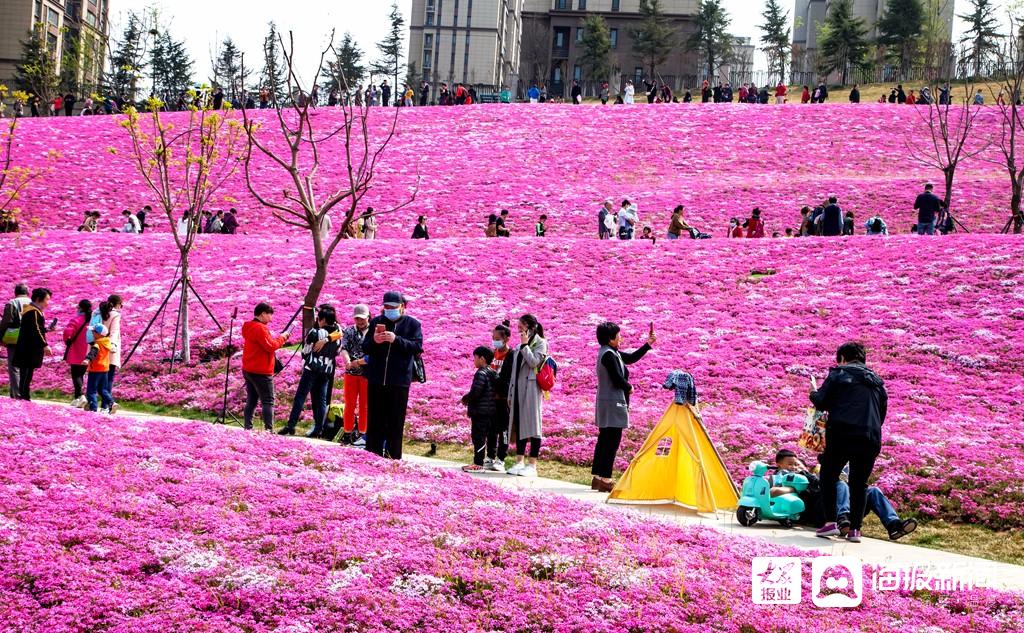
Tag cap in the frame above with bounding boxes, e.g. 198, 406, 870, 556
353, 304, 370, 319
383, 291, 404, 307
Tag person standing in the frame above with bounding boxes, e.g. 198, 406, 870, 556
535, 215, 547, 237
843, 211, 856, 236
280, 305, 340, 437
240, 303, 292, 431
121, 210, 141, 233
137, 205, 150, 233
775, 81, 787, 104
360, 208, 377, 239
496, 209, 511, 237
849, 84, 861, 104
667, 205, 689, 240
571, 80, 583, 105
222, 208, 239, 234
85, 324, 113, 413
12, 287, 53, 400
363, 291, 423, 460
591, 322, 654, 492
489, 322, 513, 471
101, 295, 124, 406
617, 200, 638, 240
600, 82, 610, 105
624, 81, 635, 104
412, 216, 429, 239
744, 209, 765, 238
461, 346, 499, 472
914, 183, 943, 235
1, 284, 32, 398
420, 81, 430, 106
381, 80, 391, 107
527, 84, 541, 103
821, 196, 843, 237
339, 304, 372, 445
810, 342, 888, 544
598, 200, 613, 239
500, 314, 548, 477
63, 92, 76, 116
63, 299, 93, 407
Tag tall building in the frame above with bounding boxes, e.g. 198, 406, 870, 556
408, 0, 525, 101
0, 0, 110, 99
791, 0, 954, 84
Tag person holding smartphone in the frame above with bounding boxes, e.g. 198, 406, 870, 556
240, 302, 291, 431
362, 291, 423, 459
12, 287, 54, 400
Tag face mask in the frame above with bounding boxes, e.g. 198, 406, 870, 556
491, 339, 505, 350
384, 308, 401, 321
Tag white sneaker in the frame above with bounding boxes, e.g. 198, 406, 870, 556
507, 462, 525, 476
353, 435, 366, 447
69, 397, 83, 408
518, 465, 537, 478
99, 408, 110, 415
483, 458, 493, 469
487, 459, 506, 473
109, 403, 119, 415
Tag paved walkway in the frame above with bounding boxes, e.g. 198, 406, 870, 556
41, 401, 1024, 591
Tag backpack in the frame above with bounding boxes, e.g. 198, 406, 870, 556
1, 300, 22, 345
536, 356, 558, 393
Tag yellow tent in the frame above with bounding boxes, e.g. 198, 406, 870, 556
608, 403, 739, 513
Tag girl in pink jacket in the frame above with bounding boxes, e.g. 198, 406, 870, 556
63, 299, 93, 407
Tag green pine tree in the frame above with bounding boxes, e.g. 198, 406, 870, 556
686, 0, 732, 82
579, 14, 613, 89
211, 37, 249, 103
321, 32, 365, 94
633, 0, 678, 78
958, 0, 1001, 77
108, 12, 146, 100
59, 31, 83, 95
876, 0, 924, 78
817, 0, 870, 86
151, 31, 193, 103
15, 23, 60, 107
260, 22, 288, 104
758, 0, 790, 84
372, 1, 405, 93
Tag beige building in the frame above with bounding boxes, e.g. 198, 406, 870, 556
408, 0, 525, 100
0, 0, 110, 99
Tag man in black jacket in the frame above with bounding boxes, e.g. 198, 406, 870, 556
362, 291, 423, 459
809, 342, 887, 543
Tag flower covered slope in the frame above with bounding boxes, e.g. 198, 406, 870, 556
2, 232, 1023, 529
8, 103, 1014, 235
0, 400, 1021, 632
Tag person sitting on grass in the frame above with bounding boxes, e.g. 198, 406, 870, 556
461, 346, 498, 472
772, 448, 917, 541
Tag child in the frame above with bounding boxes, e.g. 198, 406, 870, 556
535, 215, 547, 237
460, 346, 498, 472
86, 324, 114, 413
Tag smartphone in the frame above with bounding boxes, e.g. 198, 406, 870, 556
49, 318, 58, 330
649, 322, 654, 337
809, 376, 818, 391
375, 324, 385, 335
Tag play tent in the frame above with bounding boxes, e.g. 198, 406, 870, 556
608, 403, 739, 513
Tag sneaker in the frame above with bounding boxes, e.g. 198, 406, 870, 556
888, 519, 918, 541
339, 432, 353, 445
277, 427, 295, 436
846, 529, 862, 543
98, 408, 110, 415
838, 515, 851, 537
816, 522, 840, 538
507, 462, 526, 476
487, 459, 505, 473
109, 403, 119, 415
353, 435, 367, 448
483, 458, 493, 469
518, 465, 537, 478
462, 464, 485, 473
69, 396, 83, 408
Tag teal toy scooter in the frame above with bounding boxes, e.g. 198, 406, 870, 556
736, 461, 809, 528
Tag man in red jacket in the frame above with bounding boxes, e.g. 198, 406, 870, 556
241, 302, 292, 431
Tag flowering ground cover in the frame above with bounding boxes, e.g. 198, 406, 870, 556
7, 103, 1016, 236
2, 231, 1022, 530
0, 399, 1022, 632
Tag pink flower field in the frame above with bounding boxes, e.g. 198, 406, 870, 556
6, 104, 1016, 235
2, 231, 1022, 529
1, 399, 1022, 632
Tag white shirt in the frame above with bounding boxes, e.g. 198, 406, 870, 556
175, 217, 190, 237
319, 214, 332, 240
624, 85, 634, 104
123, 215, 141, 234
603, 213, 617, 231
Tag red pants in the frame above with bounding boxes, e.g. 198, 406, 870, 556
344, 374, 368, 433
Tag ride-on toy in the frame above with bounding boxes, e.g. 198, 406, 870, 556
736, 461, 809, 528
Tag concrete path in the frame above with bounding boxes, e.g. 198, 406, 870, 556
40, 401, 1024, 592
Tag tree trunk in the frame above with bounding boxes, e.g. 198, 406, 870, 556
179, 255, 191, 364
1012, 181, 1023, 234
302, 261, 328, 333
943, 168, 955, 211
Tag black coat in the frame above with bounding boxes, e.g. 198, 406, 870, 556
810, 363, 887, 446
464, 367, 498, 418
13, 305, 48, 369
412, 224, 429, 239
821, 204, 843, 236
362, 314, 423, 388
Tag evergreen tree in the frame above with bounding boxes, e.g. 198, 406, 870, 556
15, 24, 60, 106
151, 31, 193, 103
372, 1, 405, 92
817, 0, 870, 86
877, 0, 924, 78
686, 0, 732, 82
958, 0, 1000, 77
579, 14, 613, 89
108, 12, 147, 100
211, 37, 248, 103
633, 0, 677, 78
758, 0, 790, 84
60, 32, 83, 95
260, 22, 287, 103
322, 32, 365, 93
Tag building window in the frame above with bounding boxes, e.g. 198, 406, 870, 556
423, 49, 432, 70
47, 7, 60, 26
576, 27, 584, 43
553, 67, 562, 82
555, 31, 565, 49
556, 0, 568, 9
573, 65, 582, 81
578, 0, 586, 9
610, 29, 618, 49
425, 0, 435, 26
634, 67, 643, 85
46, 31, 58, 54
612, 0, 620, 11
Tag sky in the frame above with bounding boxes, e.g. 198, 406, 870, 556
111, 0, 1012, 87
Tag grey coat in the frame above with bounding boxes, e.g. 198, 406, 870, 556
507, 335, 547, 440
595, 345, 630, 429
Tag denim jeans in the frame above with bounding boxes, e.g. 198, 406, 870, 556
835, 482, 900, 530
86, 371, 112, 411
917, 221, 935, 235
286, 370, 330, 432
666, 232, 679, 240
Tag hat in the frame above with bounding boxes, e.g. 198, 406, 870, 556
775, 449, 797, 464
382, 291, 404, 307
92, 324, 108, 336
353, 304, 370, 319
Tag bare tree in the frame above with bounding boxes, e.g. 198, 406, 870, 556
119, 94, 244, 363
241, 31, 418, 331
520, 20, 551, 89
989, 16, 1024, 234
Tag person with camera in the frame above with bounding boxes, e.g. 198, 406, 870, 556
241, 303, 292, 431
280, 305, 341, 438
914, 183, 944, 235
362, 292, 423, 460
